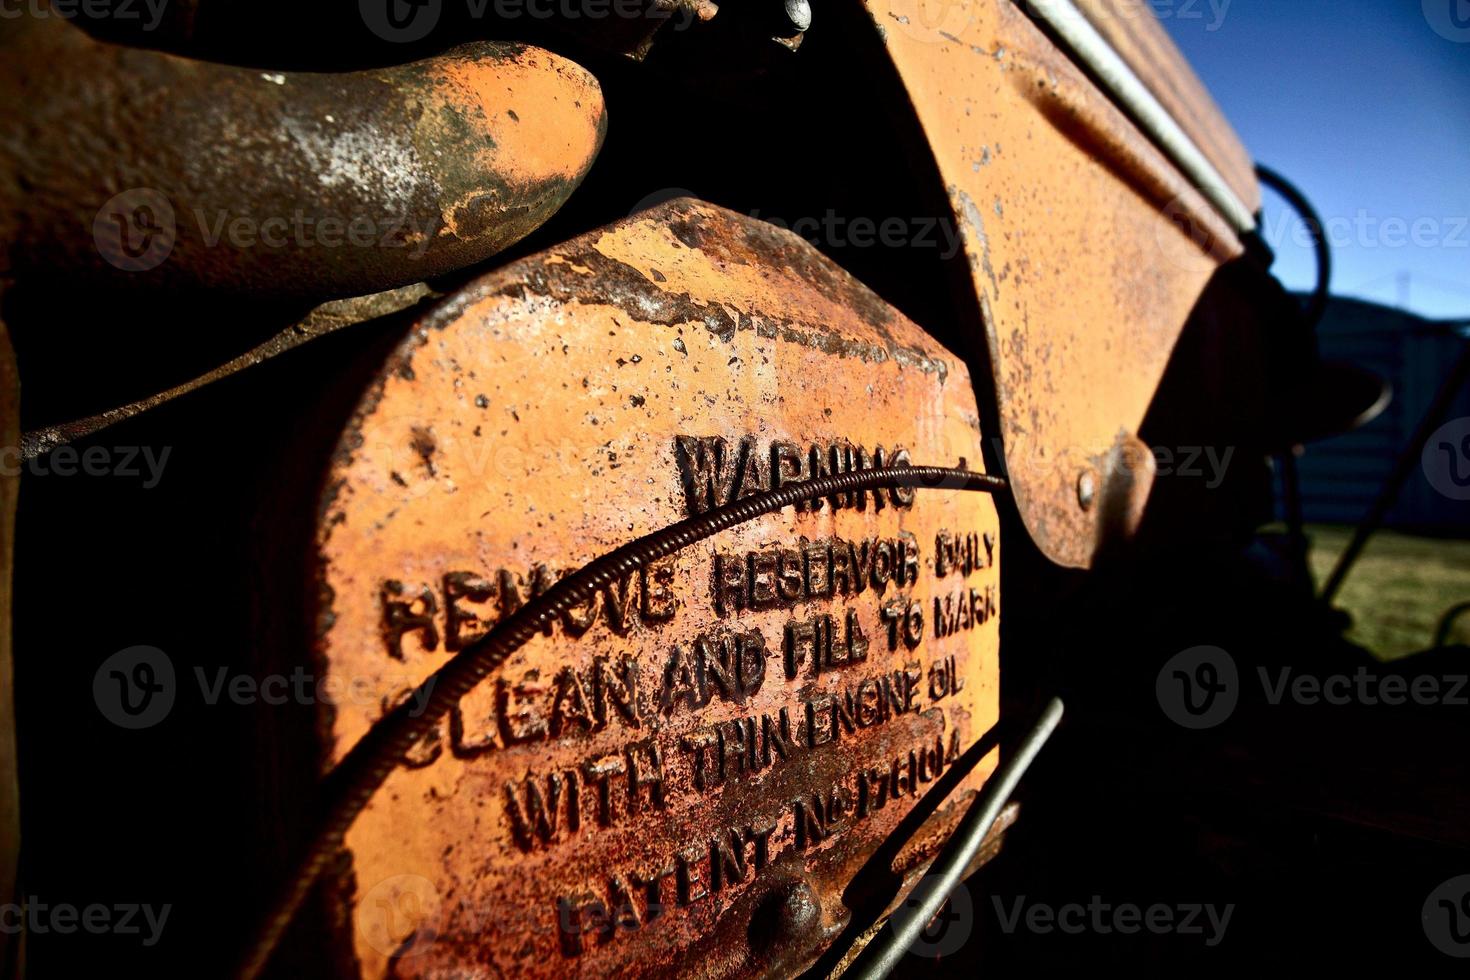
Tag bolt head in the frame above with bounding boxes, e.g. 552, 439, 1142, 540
782, 0, 812, 34
1077, 471, 1097, 510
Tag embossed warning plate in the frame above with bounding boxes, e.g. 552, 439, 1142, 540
314, 199, 1000, 978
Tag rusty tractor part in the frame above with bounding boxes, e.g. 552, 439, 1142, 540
289, 198, 1004, 978
18, 283, 440, 458
0, 4, 606, 301
840, 695, 1063, 980
865, 0, 1256, 569
4, 1, 1357, 975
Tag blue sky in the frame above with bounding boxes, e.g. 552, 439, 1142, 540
1163, 0, 1470, 320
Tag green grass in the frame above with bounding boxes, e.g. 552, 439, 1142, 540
1306, 525, 1470, 661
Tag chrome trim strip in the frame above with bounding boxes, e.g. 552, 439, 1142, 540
1023, 0, 1258, 233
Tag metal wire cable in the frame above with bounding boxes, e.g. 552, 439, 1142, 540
841, 697, 1064, 980
238, 463, 1008, 979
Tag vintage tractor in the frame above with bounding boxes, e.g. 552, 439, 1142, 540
2, 1, 1454, 977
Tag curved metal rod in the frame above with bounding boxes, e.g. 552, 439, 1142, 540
1256, 164, 1332, 330
1434, 601, 1470, 651
843, 697, 1065, 980
19, 284, 436, 458
0, 4, 606, 301
237, 463, 1008, 979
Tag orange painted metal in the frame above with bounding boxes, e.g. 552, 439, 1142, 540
312, 199, 1002, 977
868, 0, 1253, 567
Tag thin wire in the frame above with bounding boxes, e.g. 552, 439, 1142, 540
238, 464, 1008, 979
843, 697, 1065, 980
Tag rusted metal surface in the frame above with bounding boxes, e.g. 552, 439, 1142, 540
867, 0, 1249, 568
1070, 0, 1260, 215
0, 5, 606, 299
312, 199, 1001, 976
